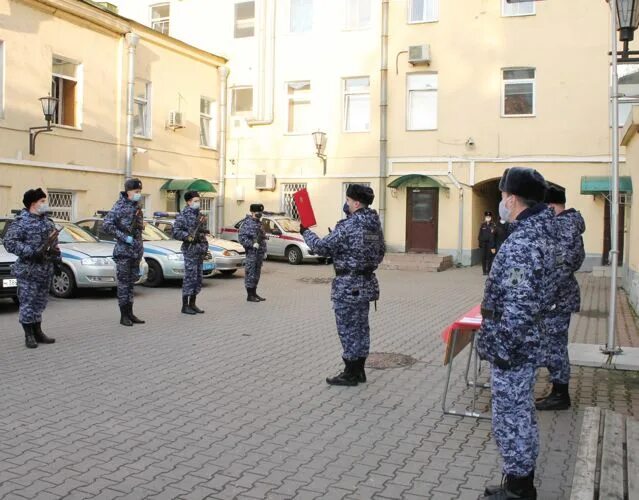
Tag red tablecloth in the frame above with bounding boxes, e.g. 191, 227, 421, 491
441, 304, 483, 342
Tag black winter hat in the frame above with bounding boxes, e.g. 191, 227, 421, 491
23, 188, 47, 208
545, 185, 566, 204
346, 184, 375, 205
484, 211, 493, 217
124, 178, 143, 191
250, 203, 264, 212
499, 167, 547, 203
184, 190, 200, 202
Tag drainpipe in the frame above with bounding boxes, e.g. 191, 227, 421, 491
217, 66, 230, 236
124, 32, 139, 179
379, 0, 389, 230
447, 159, 464, 265
247, 0, 275, 126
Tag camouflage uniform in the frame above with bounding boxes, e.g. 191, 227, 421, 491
239, 215, 267, 289
476, 204, 558, 478
173, 206, 208, 297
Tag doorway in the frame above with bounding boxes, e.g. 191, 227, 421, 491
406, 187, 438, 253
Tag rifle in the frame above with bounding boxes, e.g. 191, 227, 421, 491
186, 214, 208, 244
34, 224, 63, 274
129, 207, 144, 236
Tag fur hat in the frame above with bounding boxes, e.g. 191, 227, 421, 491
124, 178, 143, 191
346, 184, 375, 205
250, 203, 264, 213
23, 188, 47, 208
499, 167, 547, 203
545, 185, 566, 204
484, 211, 493, 217
184, 190, 200, 202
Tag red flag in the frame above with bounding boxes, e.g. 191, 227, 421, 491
293, 188, 317, 228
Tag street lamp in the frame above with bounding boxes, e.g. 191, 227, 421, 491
29, 95, 59, 155
312, 130, 327, 175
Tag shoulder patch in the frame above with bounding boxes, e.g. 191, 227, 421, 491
507, 268, 525, 286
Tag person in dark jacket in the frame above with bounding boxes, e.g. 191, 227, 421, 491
4, 188, 60, 348
103, 178, 145, 327
478, 211, 497, 275
495, 218, 509, 252
173, 191, 209, 315
238, 204, 267, 302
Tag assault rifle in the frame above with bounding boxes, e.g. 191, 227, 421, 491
34, 223, 63, 275
129, 207, 144, 236
186, 215, 208, 244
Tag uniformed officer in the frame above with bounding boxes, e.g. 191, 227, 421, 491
476, 167, 557, 500
4, 188, 60, 348
103, 178, 145, 327
478, 211, 497, 275
173, 191, 209, 315
300, 185, 385, 386
238, 203, 267, 302
536, 185, 585, 411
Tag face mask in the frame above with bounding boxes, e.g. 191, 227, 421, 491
191, 202, 200, 210
499, 198, 512, 223
37, 203, 49, 215
254, 212, 263, 219
343, 202, 350, 216
131, 193, 142, 202
485, 217, 491, 223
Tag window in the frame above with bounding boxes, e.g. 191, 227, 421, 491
502, 0, 535, 17
51, 57, 80, 127
200, 97, 217, 148
290, 0, 313, 32
281, 183, 307, 219
0, 41, 4, 118
47, 190, 75, 221
232, 87, 253, 114
235, 2, 255, 38
618, 64, 639, 126
151, 3, 170, 34
345, 0, 371, 29
343, 77, 370, 132
133, 79, 151, 137
407, 73, 438, 130
408, 0, 438, 23
502, 68, 535, 116
287, 81, 311, 133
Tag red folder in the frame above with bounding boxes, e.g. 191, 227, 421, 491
293, 188, 317, 228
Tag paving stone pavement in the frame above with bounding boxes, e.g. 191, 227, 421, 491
0, 264, 638, 500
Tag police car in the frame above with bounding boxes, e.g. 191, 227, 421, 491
76, 214, 215, 287
148, 212, 245, 276
0, 218, 18, 303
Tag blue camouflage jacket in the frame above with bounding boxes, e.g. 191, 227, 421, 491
476, 204, 558, 368
4, 209, 57, 280
173, 206, 209, 257
238, 215, 267, 257
552, 208, 585, 313
303, 208, 385, 303
102, 192, 144, 260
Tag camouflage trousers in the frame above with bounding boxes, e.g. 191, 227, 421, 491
244, 253, 264, 289
17, 274, 51, 324
182, 254, 204, 297
492, 364, 538, 477
115, 257, 139, 307
542, 312, 572, 384
333, 301, 371, 360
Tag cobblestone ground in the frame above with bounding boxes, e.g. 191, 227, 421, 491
0, 264, 637, 499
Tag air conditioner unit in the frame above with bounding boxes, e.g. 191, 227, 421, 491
167, 111, 185, 130
408, 44, 431, 65
255, 174, 276, 191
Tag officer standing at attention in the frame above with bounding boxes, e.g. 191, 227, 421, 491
103, 178, 146, 327
476, 167, 557, 500
173, 191, 209, 315
536, 185, 585, 411
239, 203, 267, 302
478, 211, 497, 275
4, 188, 60, 348
300, 185, 385, 386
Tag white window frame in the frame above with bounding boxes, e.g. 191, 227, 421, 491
232, 86, 253, 115
406, 73, 438, 131
0, 41, 4, 119
234, 1, 256, 38
286, 81, 312, 134
501, 68, 536, 117
150, 3, 170, 35
200, 96, 217, 149
344, 0, 371, 30
616, 64, 639, 127
501, 0, 535, 17
46, 190, 76, 221
51, 55, 83, 129
343, 77, 370, 133
134, 79, 152, 138
290, 0, 313, 33
408, 0, 439, 24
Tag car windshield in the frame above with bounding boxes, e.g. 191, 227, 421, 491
142, 224, 171, 242
276, 218, 300, 233
0, 220, 7, 242
58, 223, 99, 243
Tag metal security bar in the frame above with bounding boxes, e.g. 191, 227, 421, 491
47, 190, 74, 221
281, 183, 306, 219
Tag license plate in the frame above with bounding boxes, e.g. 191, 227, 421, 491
2, 279, 17, 288
203, 263, 214, 271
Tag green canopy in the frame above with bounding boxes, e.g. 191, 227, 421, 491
160, 178, 217, 193
387, 174, 449, 190
580, 176, 632, 194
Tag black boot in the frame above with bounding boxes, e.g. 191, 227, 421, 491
33, 322, 55, 344
254, 289, 266, 301
189, 295, 205, 313
128, 304, 145, 324
120, 305, 133, 326
246, 287, 260, 302
355, 357, 367, 383
182, 296, 197, 315
326, 358, 359, 386
535, 383, 570, 411
23, 323, 38, 349
483, 472, 536, 499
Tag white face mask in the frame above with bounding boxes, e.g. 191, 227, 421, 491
484, 217, 491, 223
37, 203, 49, 215
130, 193, 142, 202
499, 197, 513, 223
191, 202, 200, 210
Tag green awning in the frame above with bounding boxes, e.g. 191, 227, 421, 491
387, 174, 449, 190
580, 176, 632, 194
160, 178, 217, 193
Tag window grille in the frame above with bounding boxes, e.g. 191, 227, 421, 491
48, 190, 74, 221
281, 183, 307, 219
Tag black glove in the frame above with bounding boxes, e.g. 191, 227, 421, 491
492, 356, 511, 370
299, 224, 308, 235
198, 228, 210, 235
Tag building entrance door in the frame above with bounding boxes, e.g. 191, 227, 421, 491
406, 188, 438, 253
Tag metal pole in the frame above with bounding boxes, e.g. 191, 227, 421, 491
379, 0, 389, 230
605, 2, 622, 355
217, 66, 229, 237
124, 33, 140, 180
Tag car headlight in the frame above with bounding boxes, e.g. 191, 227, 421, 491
81, 257, 112, 266
167, 254, 184, 261
222, 250, 238, 256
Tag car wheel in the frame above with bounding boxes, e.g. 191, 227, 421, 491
50, 265, 76, 298
286, 246, 303, 265
220, 269, 237, 276
144, 259, 164, 287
